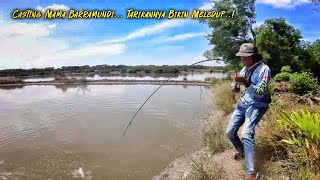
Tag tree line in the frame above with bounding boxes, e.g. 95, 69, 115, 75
202, 0, 320, 79
0, 65, 227, 77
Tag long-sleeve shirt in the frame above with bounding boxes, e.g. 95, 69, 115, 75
238, 61, 272, 108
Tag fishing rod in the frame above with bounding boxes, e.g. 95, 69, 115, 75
123, 58, 223, 136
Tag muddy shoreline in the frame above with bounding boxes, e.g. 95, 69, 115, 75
0, 79, 211, 87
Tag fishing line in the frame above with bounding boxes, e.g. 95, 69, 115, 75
123, 58, 222, 136
200, 85, 202, 100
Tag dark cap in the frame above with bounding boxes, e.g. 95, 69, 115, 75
236, 43, 254, 57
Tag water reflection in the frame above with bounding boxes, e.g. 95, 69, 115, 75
54, 84, 90, 94
22, 72, 227, 82
0, 85, 24, 90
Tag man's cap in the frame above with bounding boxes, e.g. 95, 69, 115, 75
236, 43, 254, 57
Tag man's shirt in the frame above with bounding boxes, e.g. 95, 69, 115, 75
238, 61, 272, 108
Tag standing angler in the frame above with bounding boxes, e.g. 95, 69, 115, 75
227, 43, 272, 180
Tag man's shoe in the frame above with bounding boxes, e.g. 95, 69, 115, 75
245, 172, 260, 180
234, 152, 244, 161
245, 175, 255, 180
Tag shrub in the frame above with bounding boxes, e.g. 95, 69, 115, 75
274, 72, 291, 82
120, 68, 127, 73
281, 66, 293, 73
278, 110, 320, 170
289, 72, 319, 95
144, 68, 151, 73
0, 77, 23, 84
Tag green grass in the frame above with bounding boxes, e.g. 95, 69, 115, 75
257, 92, 320, 178
212, 82, 237, 115
202, 120, 231, 154
186, 156, 226, 180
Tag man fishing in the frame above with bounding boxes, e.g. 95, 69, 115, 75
226, 43, 271, 180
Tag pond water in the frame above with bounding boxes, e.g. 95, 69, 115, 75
22, 72, 227, 82
0, 84, 214, 179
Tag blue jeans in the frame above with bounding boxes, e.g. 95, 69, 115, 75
226, 103, 268, 175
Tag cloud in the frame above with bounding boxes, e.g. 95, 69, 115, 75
256, 0, 310, 9
0, 22, 56, 38
0, 21, 124, 68
158, 32, 205, 43
100, 19, 188, 44
37, 4, 70, 12
46, 43, 125, 61
198, 2, 215, 10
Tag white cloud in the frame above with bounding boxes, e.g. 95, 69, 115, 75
100, 19, 188, 44
0, 22, 56, 38
0, 21, 124, 68
257, 0, 310, 9
158, 32, 205, 43
99, 1, 214, 45
198, 2, 215, 10
46, 43, 125, 61
37, 4, 70, 12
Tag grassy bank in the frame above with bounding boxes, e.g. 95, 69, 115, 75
189, 74, 320, 179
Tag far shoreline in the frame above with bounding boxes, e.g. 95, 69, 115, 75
0, 79, 212, 87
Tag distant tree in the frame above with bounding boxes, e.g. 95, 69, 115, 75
256, 18, 305, 74
201, 0, 257, 70
305, 39, 320, 79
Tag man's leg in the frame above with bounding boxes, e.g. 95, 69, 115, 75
226, 105, 246, 155
241, 105, 268, 176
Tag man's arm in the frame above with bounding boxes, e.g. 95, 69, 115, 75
251, 67, 271, 95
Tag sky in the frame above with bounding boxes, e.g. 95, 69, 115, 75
0, 0, 319, 69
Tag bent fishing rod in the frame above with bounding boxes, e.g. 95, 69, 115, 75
123, 58, 224, 136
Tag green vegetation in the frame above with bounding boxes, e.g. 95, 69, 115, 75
274, 72, 291, 82
187, 156, 226, 180
0, 65, 228, 77
201, 0, 256, 70
202, 0, 320, 80
198, 1, 320, 179
212, 82, 237, 115
203, 120, 230, 154
281, 66, 293, 74
256, 76, 320, 179
274, 66, 293, 82
289, 72, 319, 95
0, 77, 23, 84
54, 76, 87, 84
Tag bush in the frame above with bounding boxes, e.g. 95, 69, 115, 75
120, 68, 127, 73
144, 68, 151, 73
0, 77, 23, 84
278, 110, 320, 170
281, 66, 293, 73
289, 72, 319, 95
274, 72, 291, 82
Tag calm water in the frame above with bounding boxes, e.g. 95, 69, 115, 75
22, 72, 227, 82
0, 84, 213, 179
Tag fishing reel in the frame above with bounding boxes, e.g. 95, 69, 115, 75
231, 81, 241, 92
